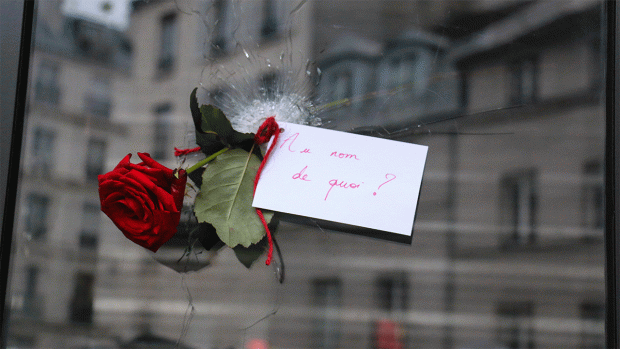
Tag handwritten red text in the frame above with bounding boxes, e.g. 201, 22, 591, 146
324, 179, 363, 201
279, 133, 312, 154
330, 151, 359, 160
292, 166, 311, 181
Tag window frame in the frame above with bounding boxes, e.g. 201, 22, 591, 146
606, 2, 619, 346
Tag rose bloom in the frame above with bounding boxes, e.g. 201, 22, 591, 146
98, 153, 187, 252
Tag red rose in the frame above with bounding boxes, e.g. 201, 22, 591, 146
98, 153, 187, 252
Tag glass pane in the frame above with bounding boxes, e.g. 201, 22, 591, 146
5, 1, 605, 348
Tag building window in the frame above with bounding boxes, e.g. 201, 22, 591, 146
588, 37, 603, 92
85, 138, 106, 181
153, 103, 173, 160
330, 69, 352, 102
31, 127, 55, 176
71, 19, 113, 62
211, 0, 231, 57
497, 301, 534, 349
158, 13, 176, 73
509, 57, 537, 105
387, 52, 430, 102
500, 170, 537, 246
24, 193, 50, 240
35, 61, 60, 105
392, 54, 419, 88
79, 203, 100, 250
208, 86, 228, 107
580, 302, 604, 349
85, 77, 112, 118
312, 278, 341, 349
69, 271, 95, 324
581, 160, 604, 240
375, 273, 408, 312
373, 273, 408, 349
22, 265, 41, 317
459, 70, 469, 111
261, 0, 279, 40
260, 72, 279, 100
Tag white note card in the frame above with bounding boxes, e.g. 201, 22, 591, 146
253, 123, 428, 238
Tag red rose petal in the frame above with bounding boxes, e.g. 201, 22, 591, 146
98, 153, 186, 252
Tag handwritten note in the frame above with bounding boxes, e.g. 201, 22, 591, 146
253, 123, 428, 239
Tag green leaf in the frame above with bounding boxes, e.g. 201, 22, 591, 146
200, 104, 254, 146
189, 88, 253, 155
194, 148, 273, 247
233, 238, 267, 268
233, 215, 280, 268
190, 88, 226, 155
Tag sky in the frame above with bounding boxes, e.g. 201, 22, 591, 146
61, 0, 132, 31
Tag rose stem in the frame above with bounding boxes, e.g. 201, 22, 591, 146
185, 147, 229, 174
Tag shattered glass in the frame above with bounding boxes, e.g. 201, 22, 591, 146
4, 0, 606, 348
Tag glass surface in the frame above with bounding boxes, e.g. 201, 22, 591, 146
5, 0, 605, 348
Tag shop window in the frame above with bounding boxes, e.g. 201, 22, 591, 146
500, 170, 537, 246
312, 278, 342, 349
31, 127, 55, 176
153, 103, 173, 160
582, 160, 604, 240
158, 13, 176, 73
496, 301, 534, 349
509, 57, 537, 105
85, 77, 112, 118
85, 138, 106, 181
580, 301, 604, 349
35, 61, 60, 105
24, 193, 50, 241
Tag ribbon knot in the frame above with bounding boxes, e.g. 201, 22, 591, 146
253, 117, 281, 266
254, 117, 280, 144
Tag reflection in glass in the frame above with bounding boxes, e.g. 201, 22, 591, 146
4, 1, 606, 348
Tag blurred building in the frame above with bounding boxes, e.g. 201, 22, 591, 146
5, 1, 606, 349
308, 1, 604, 349
7, 0, 131, 347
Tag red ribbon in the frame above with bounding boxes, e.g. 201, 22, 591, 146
253, 117, 280, 265
174, 146, 201, 157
